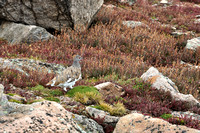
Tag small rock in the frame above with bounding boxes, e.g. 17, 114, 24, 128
180, 61, 200, 69
171, 30, 194, 37
160, 0, 169, 4
113, 113, 200, 133
185, 37, 200, 50
118, 0, 136, 6
95, 82, 124, 100
86, 106, 119, 125
122, 21, 149, 29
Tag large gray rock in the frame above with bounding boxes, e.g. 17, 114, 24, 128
114, 113, 200, 133
141, 67, 199, 107
0, 21, 54, 44
0, 0, 104, 31
185, 37, 200, 50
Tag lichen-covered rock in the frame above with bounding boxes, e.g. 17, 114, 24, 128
0, 0, 104, 31
113, 113, 200, 133
0, 21, 54, 44
141, 67, 199, 107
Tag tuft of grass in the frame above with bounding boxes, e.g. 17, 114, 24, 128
66, 86, 99, 97
111, 102, 127, 116
44, 97, 60, 103
98, 101, 127, 116
74, 92, 89, 104
74, 91, 102, 105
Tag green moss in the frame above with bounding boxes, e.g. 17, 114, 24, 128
160, 114, 173, 119
49, 89, 63, 96
66, 86, 99, 97
8, 99, 22, 104
30, 85, 63, 97
30, 85, 46, 91
44, 97, 60, 103
7, 93, 15, 96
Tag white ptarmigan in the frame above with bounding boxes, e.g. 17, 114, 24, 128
46, 55, 82, 91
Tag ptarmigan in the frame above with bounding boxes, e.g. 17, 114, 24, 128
46, 55, 82, 91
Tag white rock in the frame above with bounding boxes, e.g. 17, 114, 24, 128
122, 21, 149, 29
185, 37, 200, 50
141, 67, 199, 107
160, 0, 168, 4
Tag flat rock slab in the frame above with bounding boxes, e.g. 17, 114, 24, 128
114, 113, 200, 133
0, 21, 54, 44
0, 0, 103, 31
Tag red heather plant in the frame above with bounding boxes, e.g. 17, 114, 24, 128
180, 0, 200, 4
0, 67, 54, 88
167, 115, 200, 130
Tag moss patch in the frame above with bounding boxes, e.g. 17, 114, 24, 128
30, 85, 63, 97
160, 114, 173, 120
67, 86, 99, 97
44, 97, 60, 103
8, 99, 22, 104
7, 93, 15, 96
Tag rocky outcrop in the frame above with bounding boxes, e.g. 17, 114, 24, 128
0, 58, 66, 77
141, 67, 199, 107
0, 0, 104, 31
113, 113, 200, 133
185, 37, 200, 50
0, 84, 104, 133
0, 21, 54, 44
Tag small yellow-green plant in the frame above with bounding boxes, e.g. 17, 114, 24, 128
74, 92, 89, 104
98, 101, 127, 116
74, 91, 102, 105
